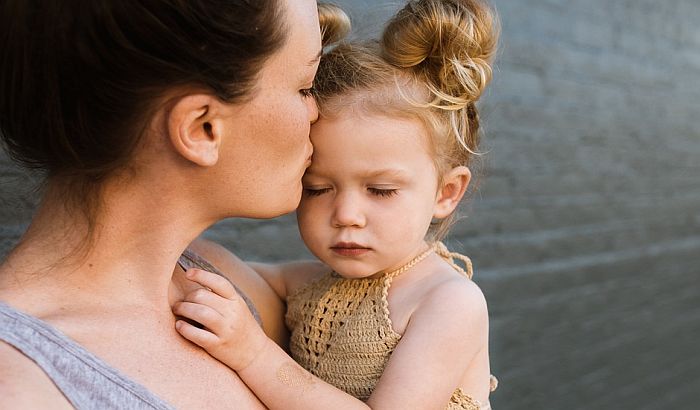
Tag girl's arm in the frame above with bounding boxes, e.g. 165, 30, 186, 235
173, 269, 488, 409
367, 277, 490, 407
186, 238, 289, 346
173, 268, 369, 410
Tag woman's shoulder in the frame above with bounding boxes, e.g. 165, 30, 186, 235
187, 236, 247, 270
0, 341, 73, 409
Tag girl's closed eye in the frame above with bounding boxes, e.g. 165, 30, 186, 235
303, 186, 331, 196
368, 187, 398, 198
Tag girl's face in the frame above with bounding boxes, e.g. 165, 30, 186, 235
297, 113, 442, 278
216, 0, 321, 219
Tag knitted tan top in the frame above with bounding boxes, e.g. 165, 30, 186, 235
285, 243, 497, 410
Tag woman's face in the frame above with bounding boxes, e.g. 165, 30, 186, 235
216, 0, 322, 219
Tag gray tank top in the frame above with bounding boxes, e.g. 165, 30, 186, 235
0, 300, 175, 409
0, 249, 260, 409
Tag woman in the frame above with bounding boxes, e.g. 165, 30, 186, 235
0, 0, 346, 408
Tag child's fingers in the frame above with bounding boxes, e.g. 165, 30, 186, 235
175, 320, 219, 349
185, 269, 237, 299
182, 287, 238, 317
173, 301, 223, 334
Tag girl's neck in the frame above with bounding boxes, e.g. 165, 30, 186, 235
0, 177, 212, 315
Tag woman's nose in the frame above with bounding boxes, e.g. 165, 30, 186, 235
331, 195, 365, 228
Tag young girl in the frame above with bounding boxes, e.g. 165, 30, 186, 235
173, 0, 499, 408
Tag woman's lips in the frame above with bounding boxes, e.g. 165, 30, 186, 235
331, 242, 371, 257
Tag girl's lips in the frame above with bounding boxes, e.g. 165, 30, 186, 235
331, 243, 371, 257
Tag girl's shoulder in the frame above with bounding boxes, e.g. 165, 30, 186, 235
391, 257, 488, 338
246, 258, 331, 301
281, 260, 333, 299
421, 272, 488, 321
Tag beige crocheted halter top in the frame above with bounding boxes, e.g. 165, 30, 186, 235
285, 242, 496, 410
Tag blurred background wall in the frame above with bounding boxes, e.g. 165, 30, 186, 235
1, 0, 698, 408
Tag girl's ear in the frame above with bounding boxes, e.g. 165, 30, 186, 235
433, 166, 471, 219
166, 94, 225, 167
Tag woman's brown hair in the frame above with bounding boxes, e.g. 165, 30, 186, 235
0, 1, 349, 253
0, 1, 286, 180
0, 1, 348, 233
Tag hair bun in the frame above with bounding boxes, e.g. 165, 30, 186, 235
318, 3, 351, 47
381, 0, 498, 107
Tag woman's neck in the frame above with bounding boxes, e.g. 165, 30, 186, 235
0, 177, 212, 314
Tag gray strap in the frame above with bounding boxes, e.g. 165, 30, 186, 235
0, 301, 174, 410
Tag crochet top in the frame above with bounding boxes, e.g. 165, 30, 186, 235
285, 243, 497, 410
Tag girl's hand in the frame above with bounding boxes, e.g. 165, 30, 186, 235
172, 268, 269, 371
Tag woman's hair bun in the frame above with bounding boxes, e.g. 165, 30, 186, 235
318, 3, 351, 47
381, 0, 499, 107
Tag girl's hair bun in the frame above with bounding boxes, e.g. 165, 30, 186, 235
382, 0, 498, 108
318, 3, 351, 47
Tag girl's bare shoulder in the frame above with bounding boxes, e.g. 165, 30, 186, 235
413, 263, 489, 335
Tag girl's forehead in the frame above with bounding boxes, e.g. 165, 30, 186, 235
308, 113, 436, 175
317, 80, 428, 118
312, 111, 427, 144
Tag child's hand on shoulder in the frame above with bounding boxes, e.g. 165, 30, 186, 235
172, 268, 269, 371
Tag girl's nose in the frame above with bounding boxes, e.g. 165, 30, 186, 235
331, 194, 365, 228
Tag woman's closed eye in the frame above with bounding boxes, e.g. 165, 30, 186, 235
300, 86, 315, 98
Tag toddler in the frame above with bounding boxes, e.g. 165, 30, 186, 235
174, 0, 499, 408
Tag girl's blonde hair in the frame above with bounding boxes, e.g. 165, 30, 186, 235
314, 0, 499, 240
318, 3, 352, 47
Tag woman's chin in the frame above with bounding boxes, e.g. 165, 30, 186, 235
251, 192, 303, 219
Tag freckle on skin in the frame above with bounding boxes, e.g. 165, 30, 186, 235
276, 361, 315, 392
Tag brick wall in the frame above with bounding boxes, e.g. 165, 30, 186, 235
1, 1, 698, 408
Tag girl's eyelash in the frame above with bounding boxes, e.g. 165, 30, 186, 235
303, 187, 329, 196
303, 187, 397, 197
368, 188, 398, 198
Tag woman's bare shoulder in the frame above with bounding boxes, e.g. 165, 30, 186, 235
187, 236, 248, 269
0, 341, 73, 409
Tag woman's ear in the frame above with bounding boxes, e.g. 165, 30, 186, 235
433, 166, 471, 219
166, 94, 224, 167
